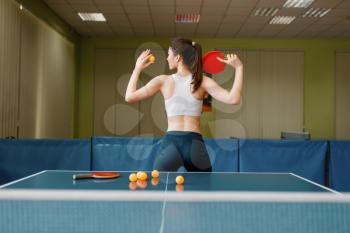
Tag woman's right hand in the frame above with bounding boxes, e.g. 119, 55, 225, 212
135, 49, 153, 72
217, 53, 243, 69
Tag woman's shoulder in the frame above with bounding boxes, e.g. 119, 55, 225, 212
155, 74, 172, 79
201, 75, 215, 86
152, 74, 170, 82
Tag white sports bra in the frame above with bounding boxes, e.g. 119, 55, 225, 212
164, 73, 203, 117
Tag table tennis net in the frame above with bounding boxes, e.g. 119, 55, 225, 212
0, 190, 349, 233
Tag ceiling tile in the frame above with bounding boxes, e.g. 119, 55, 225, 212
152, 15, 174, 24
216, 31, 237, 37
44, 1, 70, 7
282, 23, 310, 31
67, 0, 94, 4
176, 24, 197, 33
217, 24, 240, 36
71, 4, 98, 12
176, 5, 201, 13
239, 23, 261, 31
149, 0, 175, 6
277, 28, 302, 38
229, 0, 259, 8
121, 0, 148, 6
310, 0, 343, 8
222, 15, 247, 24
326, 9, 350, 17
319, 26, 345, 37
110, 25, 134, 34
203, 0, 230, 6
94, 0, 122, 4
236, 30, 258, 37
219, 23, 242, 30
176, 0, 202, 5
96, 5, 124, 14
107, 16, 130, 27
155, 30, 175, 36
201, 7, 227, 15
124, 5, 150, 14
337, 19, 350, 28
291, 17, 318, 25
150, 6, 175, 14
129, 14, 153, 24
245, 16, 270, 24
314, 16, 343, 25
337, 1, 350, 8
198, 15, 223, 23
261, 24, 287, 31
104, 13, 128, 22
197, 23, 220, 30
256, 0, 284, 7
226, 7, 253, 16
89, 23, 113, 33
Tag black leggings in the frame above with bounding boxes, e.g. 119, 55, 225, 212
154, 131, 212, 172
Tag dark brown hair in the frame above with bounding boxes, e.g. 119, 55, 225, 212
170, 37, 203, 93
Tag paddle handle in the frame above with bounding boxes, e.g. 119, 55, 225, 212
73, 173, 92, 180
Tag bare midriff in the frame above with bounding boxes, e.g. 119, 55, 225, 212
167, 115, 201, 133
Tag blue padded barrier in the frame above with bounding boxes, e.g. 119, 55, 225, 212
0, 139, 91, 185
329, 141, 350, 192
203, 138, 238, 172
92, 137, 161, 171
239, 139, 328, 185
92, 137, 239, 172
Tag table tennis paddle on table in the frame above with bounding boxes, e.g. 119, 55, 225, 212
202, 51, 225, 74
73, 172, 120, 180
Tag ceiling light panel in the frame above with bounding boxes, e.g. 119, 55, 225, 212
283, 0, 314, 8
254, 8, 279, 17
302, 8, 332, 18
78, 13, 106, 22
269, 16, 296, 24
175, 14, 200, 23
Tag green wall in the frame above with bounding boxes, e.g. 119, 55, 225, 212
77, 37, 350, 139
14, 0, 81, 137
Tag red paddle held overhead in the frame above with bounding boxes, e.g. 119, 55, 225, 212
73, 172, 120, 180
202, 51, 225, 74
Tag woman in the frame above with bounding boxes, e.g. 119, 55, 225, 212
125, 37, 243, 172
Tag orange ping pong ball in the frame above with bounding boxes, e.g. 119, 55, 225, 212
175, 175, 184, 185
129, 173, 137, 182
151, 170, 159, 178
139, 172, 148, 181
136, 171, 143, 179
149, 55, 155, 63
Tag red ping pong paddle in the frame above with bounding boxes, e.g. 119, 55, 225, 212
73, 172, 120, 180
202, 51, 225, 74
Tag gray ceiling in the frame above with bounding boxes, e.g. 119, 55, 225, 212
43, 0, 350, 38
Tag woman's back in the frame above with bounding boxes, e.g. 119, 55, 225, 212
161, 73, 206, 133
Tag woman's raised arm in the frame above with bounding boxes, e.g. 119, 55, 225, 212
202, 53, 243, 105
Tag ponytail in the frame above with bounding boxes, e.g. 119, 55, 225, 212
190, 43, 203, 93
170, 37, 203, 93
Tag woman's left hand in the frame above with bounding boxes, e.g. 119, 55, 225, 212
135, 49, 153, 72
217, 53, 243, 69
